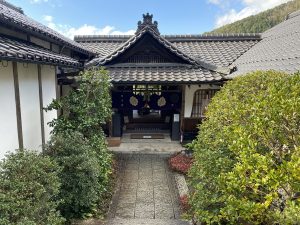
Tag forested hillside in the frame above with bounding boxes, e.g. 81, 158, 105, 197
206, 0, 300, 34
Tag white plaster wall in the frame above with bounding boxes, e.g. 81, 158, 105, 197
0, 62, 19, 159
18, 63, 42, 151
41, 65, 57, 142
184, 84, 220, 118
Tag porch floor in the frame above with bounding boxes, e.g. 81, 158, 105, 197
108, 132, 184, 154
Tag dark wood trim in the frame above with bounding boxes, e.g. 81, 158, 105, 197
38, 65, 46, 149
180, 84, 185, 134
54, 66, 60, 117
12, 62, 23, 149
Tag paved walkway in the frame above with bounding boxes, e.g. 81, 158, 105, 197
106, 153, 190, 225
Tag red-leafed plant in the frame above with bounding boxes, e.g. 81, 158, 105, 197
179, 194, 190, 212
169, 153, 193, 174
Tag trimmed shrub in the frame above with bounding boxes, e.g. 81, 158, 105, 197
45, 68, 113, 219
189, 71, 300, 224
169, 153, 193, 174
0, 149, 64, 225
45, 132, 105, 220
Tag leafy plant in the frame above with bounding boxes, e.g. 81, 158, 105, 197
169, 153, 193, 174
46, 67, 112, 139
45, 67, 113, 220
189, 71, 300, 224
45, 132, 102, 220
0, 149, 64, 225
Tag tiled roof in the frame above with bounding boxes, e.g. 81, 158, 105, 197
172, 39, 258, 67
232, 10, 300, 76
74, 14, 261, 83
85, 27, 201, 68
75, 34, 260, 67
106, 64, 226, 83
0, 0, 93, 56
0, 35, 82, 68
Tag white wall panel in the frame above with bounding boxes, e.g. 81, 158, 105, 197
41, 65, 57, 143
18, 63, 42, 151
0, 62, 19, 159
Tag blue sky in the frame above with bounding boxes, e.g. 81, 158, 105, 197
9, 0, 292, 39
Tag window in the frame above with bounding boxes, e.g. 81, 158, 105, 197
191, 89, 218, 118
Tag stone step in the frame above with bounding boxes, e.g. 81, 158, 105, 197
105, 218, 192, 225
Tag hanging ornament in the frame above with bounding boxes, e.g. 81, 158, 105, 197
157, 96, 166, 107
130, 96, 138, 106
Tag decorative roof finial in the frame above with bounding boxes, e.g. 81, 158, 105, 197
136, 13, 160, 34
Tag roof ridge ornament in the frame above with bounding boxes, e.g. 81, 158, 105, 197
136, 13, 160, 34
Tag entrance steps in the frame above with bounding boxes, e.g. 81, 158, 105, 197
105, 218, 191, 225
108, 130, 184, 154
108, 141, 184, 154
125, 128, 170, 133
126, 122, 170, 130
122, 133, 171, 143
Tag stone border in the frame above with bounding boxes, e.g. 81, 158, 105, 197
174, 173, 189, 197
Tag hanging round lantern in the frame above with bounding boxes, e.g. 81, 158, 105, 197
129, 96, 139, 106
157, 96, 166, 107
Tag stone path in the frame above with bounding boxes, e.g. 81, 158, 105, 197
106, 153, 190, 225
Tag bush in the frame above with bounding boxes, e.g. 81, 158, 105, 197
0, 149, 64, 225
45, 68, 113, 219
169, 153, 193, 174
189, 71, 300, 224
45, 132, 107, 220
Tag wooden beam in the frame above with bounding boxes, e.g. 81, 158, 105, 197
38, 65, 46, 149
180, 84, 186, 138
54, 66, 60, 117
12, 62, 23, 149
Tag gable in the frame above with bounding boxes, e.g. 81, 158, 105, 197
106, 32, 191, 65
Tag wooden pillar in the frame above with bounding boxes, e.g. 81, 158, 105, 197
38, 65, 46, 149
12, 62, 23, 149
180, 84, 186, 141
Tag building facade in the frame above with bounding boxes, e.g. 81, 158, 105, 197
75, 13, 260, 141
0, 0, 94, 158
1, 0, 300, 157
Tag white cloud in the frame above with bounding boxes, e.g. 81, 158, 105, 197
43, 15, 53, 22
30, 0, 48, 4
42, 15, 135, 39
212, 0, 293, 28
208, 0, 221, 5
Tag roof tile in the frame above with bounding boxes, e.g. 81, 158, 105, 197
0, 35, 81, 67
0, 1, 93, 55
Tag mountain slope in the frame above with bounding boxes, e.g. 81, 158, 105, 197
206, 0, 300, 34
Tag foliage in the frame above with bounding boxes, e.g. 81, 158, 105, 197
45, 132, 103, 220
0, 149, 64, 225
189, 71, 300, 224
46, 67, 112, 139
205, 0, 300, 34
45, 67, 113, 220
180, 194, 190, 212
169, 153, 193, 174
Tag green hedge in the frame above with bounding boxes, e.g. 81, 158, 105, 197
45, 68, 113, 220
189, 71, 300, 224
45, 132, 109, 220
0, 150, 64, 225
